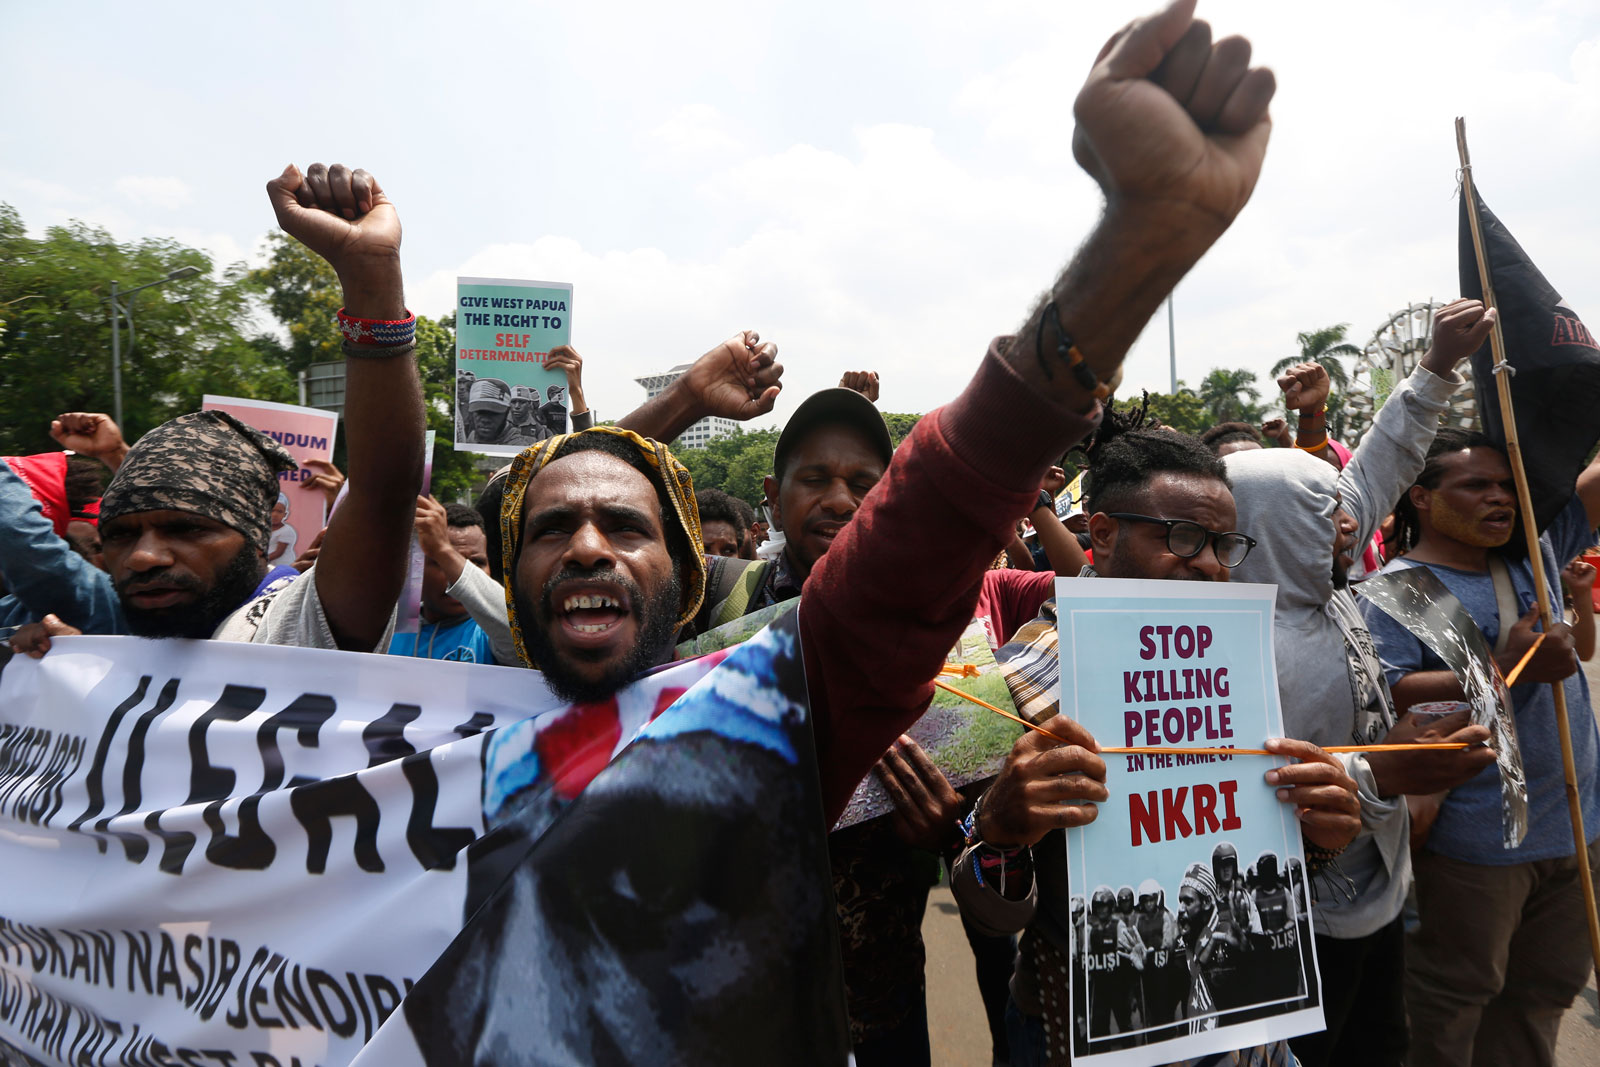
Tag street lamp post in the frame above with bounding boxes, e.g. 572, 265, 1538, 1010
110, 266, 202, 426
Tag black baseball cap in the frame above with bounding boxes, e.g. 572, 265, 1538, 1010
773, 388, 894, 481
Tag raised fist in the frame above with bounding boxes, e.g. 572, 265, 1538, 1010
50, 412, 129, 470
1071, 0, 1276, 232
1425, 298, 1498, 370
682, 331, 784, 422
838, 371, 881, 404
266, 163, 400, 283
1276, 362, 1330, 413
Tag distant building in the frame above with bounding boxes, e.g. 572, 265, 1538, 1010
633, 364, 737, 449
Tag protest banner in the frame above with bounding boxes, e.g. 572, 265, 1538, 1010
453, 277, 573, 457
201, 396, 339, 568
1057, 578, 1322, 1065
0, 611, 846, 1066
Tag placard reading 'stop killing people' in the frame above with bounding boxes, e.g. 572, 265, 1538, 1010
1058, 579, 1324, 1067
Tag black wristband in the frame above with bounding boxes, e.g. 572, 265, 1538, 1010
1036, 490, 1054, 513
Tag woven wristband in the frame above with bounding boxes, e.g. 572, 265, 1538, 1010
337, 307, 417, 347
342, 339, 416, 361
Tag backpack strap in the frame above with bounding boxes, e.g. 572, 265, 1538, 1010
708, 559, 772, 629
1488, 555, 1520, 656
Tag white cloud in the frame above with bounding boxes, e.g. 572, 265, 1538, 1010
645, 104, 745, 166
5, 0, 1598, 435
114, 175, 191, 211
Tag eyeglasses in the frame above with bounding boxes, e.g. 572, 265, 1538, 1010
1104, 513, 1257, 568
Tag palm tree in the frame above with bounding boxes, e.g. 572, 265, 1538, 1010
1198, 368, 1262, 425
1272, 324, 1359, 391
1273, 324, 1362, 440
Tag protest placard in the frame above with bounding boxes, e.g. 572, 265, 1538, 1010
201, 396, 338, 568
1057, 470, 1086, 519
1057, 578, 1322, 1065
453, 277, 573, 456
395, 430, 437, 636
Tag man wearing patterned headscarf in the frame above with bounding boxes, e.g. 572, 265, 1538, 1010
94, 410, 301, 639
497, 425, 705, 704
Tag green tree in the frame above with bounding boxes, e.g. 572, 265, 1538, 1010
1271, 324, 1357, 391
1272, 323, 1360, 440
1197, 368, 1262, 426
0, 203, 294, 454
881, 412, 922, 446
676, 427, 780, 507
245, 231, 345, 374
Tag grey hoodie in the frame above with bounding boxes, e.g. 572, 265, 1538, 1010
1225, 363, 1460, 938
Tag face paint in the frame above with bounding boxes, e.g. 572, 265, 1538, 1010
1427, 489, 1514, 548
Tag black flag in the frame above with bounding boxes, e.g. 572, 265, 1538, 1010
1461, 180, 1600, 531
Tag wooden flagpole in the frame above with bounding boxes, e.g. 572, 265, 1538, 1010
1456, 117, 1600, 974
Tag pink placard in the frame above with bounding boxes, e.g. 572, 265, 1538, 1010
202, 395, 339, 569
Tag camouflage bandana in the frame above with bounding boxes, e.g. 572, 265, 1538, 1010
100, 411, 297, 556
499, 427, 706, 669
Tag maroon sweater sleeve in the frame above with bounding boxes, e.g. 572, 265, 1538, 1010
801, 339, 1101, 825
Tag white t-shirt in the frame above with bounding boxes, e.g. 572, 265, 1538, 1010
267, 524, 298, 563
212, 565, 395, 652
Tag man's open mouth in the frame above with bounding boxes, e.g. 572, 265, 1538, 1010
552, 583, 633, 640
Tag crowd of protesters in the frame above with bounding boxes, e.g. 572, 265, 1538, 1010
4, 3, 1600, 1066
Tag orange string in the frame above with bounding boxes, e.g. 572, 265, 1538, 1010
931, 679, 1471, 756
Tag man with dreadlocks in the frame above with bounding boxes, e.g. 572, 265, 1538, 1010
950, 395, 1362, 1067
1223, 297, 1501, 1067
1363, 426, 1600, 1067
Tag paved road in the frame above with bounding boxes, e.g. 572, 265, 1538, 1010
923, 653, 1600, 1065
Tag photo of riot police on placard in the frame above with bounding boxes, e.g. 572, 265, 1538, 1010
1070, 842, 1315, 1056
457, 376, 550, 448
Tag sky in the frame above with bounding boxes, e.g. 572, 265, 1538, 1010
4, 0, 1598, 430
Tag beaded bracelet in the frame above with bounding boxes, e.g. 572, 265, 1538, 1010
1304, 840, 1347, 875
337, 307, 417, 347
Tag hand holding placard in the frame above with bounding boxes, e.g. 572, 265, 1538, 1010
977, 713, 1108, 847
1261, 738, 1361, 853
